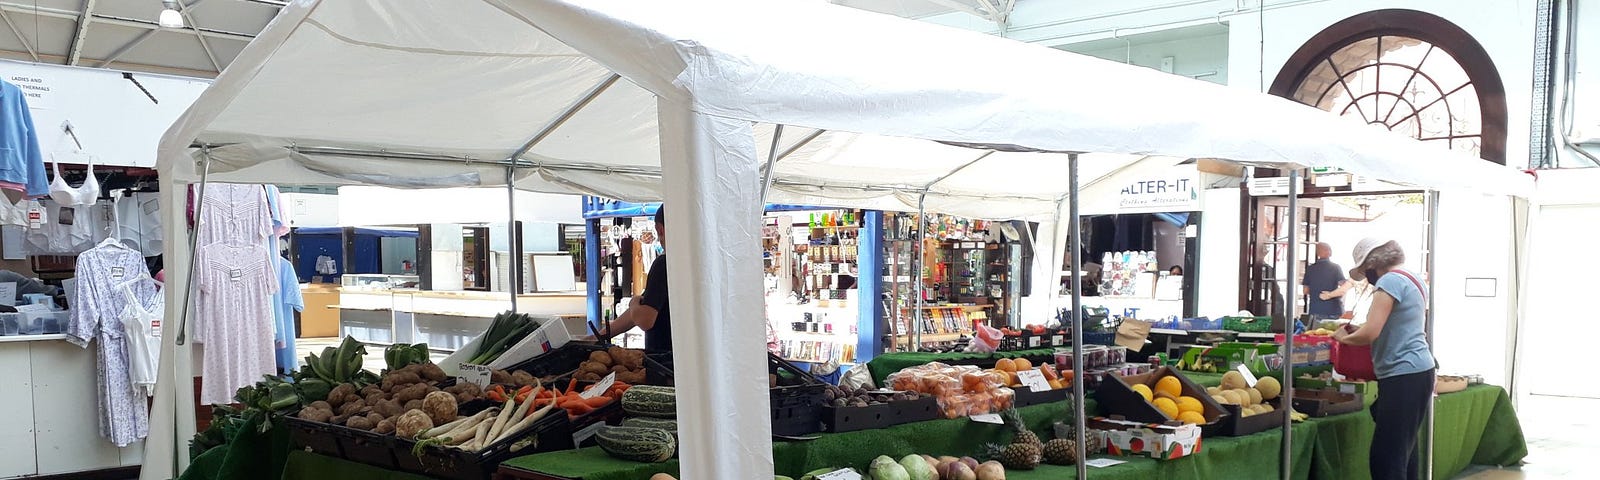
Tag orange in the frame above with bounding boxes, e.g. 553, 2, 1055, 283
1013, 358, 1033, 371
996, 358, 1016, 372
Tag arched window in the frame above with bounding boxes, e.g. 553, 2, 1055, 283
1270, 9, 1507, 164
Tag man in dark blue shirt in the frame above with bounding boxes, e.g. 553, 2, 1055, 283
599, 206, 673, 352
1303, 242, 1348, 320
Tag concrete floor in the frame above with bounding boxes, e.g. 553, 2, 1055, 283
1454, 393, 1596, 479
294, 337, 1596, 478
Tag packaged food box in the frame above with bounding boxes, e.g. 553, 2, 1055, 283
1089, 416, 1203, 460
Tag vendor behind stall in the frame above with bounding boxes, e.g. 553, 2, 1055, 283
599, 206, 672, 352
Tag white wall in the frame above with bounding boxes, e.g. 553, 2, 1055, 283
279, 192, 339, 227
1067, 30, 1230, 85
0, 60, 208, 168
1196, 187, 1241, 317
337, 186, 582, 227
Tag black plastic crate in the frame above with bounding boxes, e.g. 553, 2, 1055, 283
394, 409, 578, 480
1012, 387, 1069, 408
769, 354, 825, 436
284, 416, 344, 459
283, 416, 398, 469
502, 343, 608, 378
644, 351, 674, 386
821, 403, 893, 433
1291, 389, 1363, 418
889, 396, 941, 425
1207, 399, 1285, 437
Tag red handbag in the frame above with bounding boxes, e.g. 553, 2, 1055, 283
1331, 270, 1425, 382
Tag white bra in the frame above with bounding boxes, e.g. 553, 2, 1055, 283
49, 158, 99, 207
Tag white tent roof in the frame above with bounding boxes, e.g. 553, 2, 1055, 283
157, 0, 1533, 222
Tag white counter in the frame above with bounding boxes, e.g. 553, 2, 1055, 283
0, 335, 142, 478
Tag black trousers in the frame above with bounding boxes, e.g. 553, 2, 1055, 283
1369, 369, 1435, 480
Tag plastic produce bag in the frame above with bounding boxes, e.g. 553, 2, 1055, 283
839, 362, 876, 390
966, 323, 1003, 353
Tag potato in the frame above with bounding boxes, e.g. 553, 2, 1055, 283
337, 399, 367, 417
298, 406, 334, 423
511, 370, 537, 387
345, 416, 375, 430
491, 370, 513, 385
326, 384, 356, 406
374, 418, 397, 434
419, 363, 448, 382
589, 350, 614, 366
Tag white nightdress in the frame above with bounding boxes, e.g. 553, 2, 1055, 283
195, 242, 278, 405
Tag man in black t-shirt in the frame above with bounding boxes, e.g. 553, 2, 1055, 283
1302, 242, 1349, 321
599, 206, 673, 352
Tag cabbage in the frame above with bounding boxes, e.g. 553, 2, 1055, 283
899, 454, 936, 480
869, 455, 911, 480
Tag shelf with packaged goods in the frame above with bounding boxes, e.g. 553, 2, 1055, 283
892, 332, 968, 343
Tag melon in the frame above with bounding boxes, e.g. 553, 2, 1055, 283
1255, 376, 1282, 400
1155, 376, 1183, 399
1177, 411, 1206, 425
1220, 371, 1249, 391
1152, 397, 1180, 420
1175, 396, 1203, 414
1131, 384, 1153, 402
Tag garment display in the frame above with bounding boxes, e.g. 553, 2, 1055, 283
65, 240, 156, 447
117, 276, 163, 397
0, 80, 48, 199
194, 183, 272, 247
265, 185, 291, 237
0, 197, 33, 226
272, 255, 304, 373
48, 158, 99, 207
25, 199, 95, 254
114, 192, 163, 256
316, 255, 337, 275
194, 242, 278, 405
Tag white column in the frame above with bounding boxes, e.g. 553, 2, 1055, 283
656, 99, 773, 479
141, 179, 198, 480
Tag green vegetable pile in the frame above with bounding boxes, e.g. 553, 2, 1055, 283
385, 343, 432, 372
191, 336, 382, 461
469, 312, 542, 365
297, 336, 381, 401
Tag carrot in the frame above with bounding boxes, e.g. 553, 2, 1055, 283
567, 377, 578, 393
515, 385, 535, 403
565, 403, 595, 416
583, 396, 612, 408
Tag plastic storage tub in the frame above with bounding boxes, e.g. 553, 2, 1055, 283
21, 311, 68, 335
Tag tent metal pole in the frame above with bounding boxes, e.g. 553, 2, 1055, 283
759, 125, 784, 203
507, 165, 522, 311
1422, 189, 1440, 480
174, 150, 213, 345
912, 193, 926, 352
773, 128, 825, 161
1068, 153, 1087, 480
510, 74, 621, 160
1281, 169, 1300, 480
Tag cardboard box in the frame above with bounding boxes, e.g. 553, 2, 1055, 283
1095, 366, 1228, 427
1090, 416, 1203, 460
440, 315, 572, 376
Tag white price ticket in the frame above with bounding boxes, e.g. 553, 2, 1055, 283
970, 413, 1004, 424
816, 469, 863, 480
457, 363, 492, 388
1016, 368, 1052, 393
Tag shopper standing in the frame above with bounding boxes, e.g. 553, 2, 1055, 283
1303, 242, 1349, 321
1332, 238, 1435, 480
598, 206, 673, 353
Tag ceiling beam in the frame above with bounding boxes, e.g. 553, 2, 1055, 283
175, 0, 223, 72
0, 8, 38, 62
94, 24, 160, 67
0, 2, 256, 42
66, 0, 97, 65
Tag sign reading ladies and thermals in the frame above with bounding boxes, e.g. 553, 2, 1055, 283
1117, 168, 1200, 212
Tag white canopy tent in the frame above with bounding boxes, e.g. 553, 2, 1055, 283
147, 1, 1537, 479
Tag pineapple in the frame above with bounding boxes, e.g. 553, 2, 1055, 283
1043, 438, 1078, 465
1003, 409, 1043, 449
984, 442, 1042, 470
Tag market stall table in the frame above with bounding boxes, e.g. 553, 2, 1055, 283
866, 348, 1058, 385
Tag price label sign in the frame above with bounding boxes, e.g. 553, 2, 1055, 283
457, 363, 492, 388
1085, 458, 1127, 468
571, 420, 606, 449
1236, 364, 1259, 388
1016, 368, 1052, 393
970, 413, 1004, 424
1028, 336, 1042, 348
816, 468, 863, 480
581, 372, 616, 399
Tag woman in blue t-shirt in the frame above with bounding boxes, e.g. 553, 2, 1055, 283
1332, 238, 1436, 480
